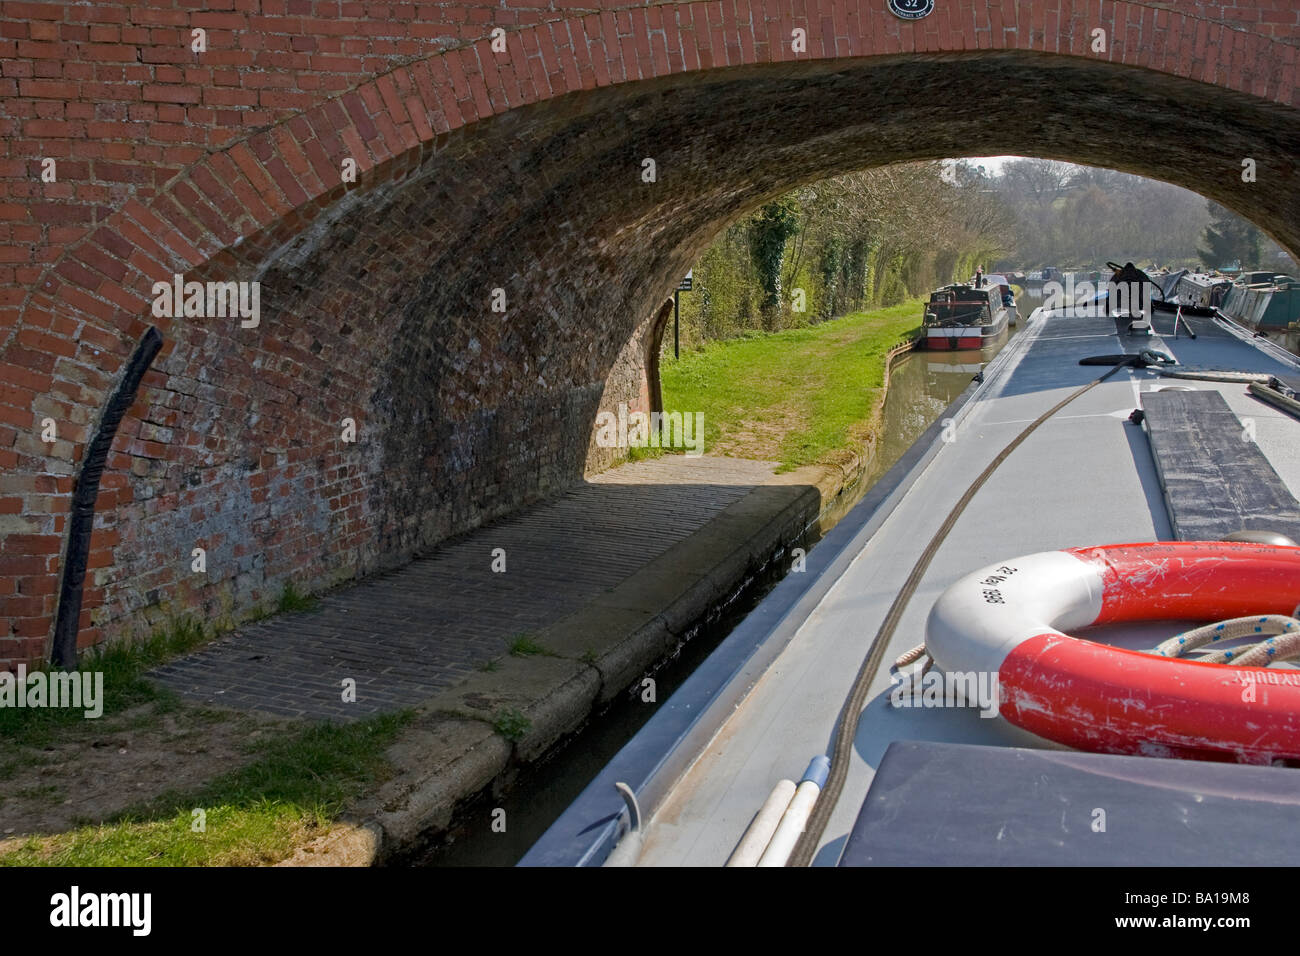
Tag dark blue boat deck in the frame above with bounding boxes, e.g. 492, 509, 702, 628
841, 740, 1300, 866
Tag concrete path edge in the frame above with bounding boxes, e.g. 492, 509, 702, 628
288, 462, 836, 865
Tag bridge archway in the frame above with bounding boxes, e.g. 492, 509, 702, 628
6, 1, 1300, 661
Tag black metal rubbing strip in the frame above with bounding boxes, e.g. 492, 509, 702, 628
50, 327, 164, 669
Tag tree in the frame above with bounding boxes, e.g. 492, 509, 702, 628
676, 160, 1015, 347
993, 158, 1217, 269
748, 198, 800, 329
1199, 200, 1263, 271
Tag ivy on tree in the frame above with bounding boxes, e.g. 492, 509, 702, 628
748, 198, 801, 329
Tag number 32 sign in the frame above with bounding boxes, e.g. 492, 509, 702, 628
888, 0, 935, 19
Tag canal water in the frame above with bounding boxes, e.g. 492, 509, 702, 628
866, 315, 1025, 488
415, 298, 1031, 866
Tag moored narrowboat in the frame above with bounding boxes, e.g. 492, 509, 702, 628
922, 275, 1012, 350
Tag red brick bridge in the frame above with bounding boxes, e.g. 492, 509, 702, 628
2, 0, 1299, 665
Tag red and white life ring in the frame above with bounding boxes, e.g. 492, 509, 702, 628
925, 541, 1300, 764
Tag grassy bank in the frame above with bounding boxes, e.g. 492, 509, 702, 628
0, 711, 411, 866
0, 619, 210, 752
0, 588, 407, 868
661, 299, 923, 471
1, 583, 318, 751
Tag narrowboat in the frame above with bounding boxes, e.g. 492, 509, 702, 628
525, 296, 1300, 869
1220, 273, 1300, 346
921, 275, 1013, 350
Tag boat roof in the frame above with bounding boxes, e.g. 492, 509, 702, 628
523, 308, 1300, 867
931, 282, 995, 298
1180, 271, 1233, 288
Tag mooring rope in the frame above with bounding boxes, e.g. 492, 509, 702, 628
1157, 368, 1272, 384
893, 644, 928, 668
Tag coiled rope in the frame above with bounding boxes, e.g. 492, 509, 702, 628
1153, 614, 1300, 667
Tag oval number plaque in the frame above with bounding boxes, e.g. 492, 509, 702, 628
888, 0, 935, 19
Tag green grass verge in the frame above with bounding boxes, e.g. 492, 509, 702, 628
661, 300, 923, 471
2, 579, 322, 749
0, 711, 413, 866
493, 708, 531, 742
0, 617, 210, 749
277, 581, 319, 613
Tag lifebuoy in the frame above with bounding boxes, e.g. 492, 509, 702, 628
925, 541, 1300, 764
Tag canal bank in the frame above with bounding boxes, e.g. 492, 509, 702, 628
0, 306, 1004, 867
277, 308, 959, 865
408, 324, 1027, 865
348, 459, 837, 866
0, 455, 832, 867
299, 311, 1029, 866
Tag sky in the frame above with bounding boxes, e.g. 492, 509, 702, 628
939, 156, 1027, 180
964, 155, 1020, 175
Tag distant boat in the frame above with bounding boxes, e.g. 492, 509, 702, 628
1172, 271, 1232, 310
1220, 273, 1300, 346
1165, 270, 1299, 352
921, 275, 1014, 350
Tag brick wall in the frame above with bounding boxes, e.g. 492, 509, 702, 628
586, 297, 673, 476
2, 0, 1299, 666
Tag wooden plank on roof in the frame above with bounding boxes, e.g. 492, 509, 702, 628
1141, 388, 1300, 542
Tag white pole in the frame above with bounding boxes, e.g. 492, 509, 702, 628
756, 756, 831, 868
725, 779, 797, 867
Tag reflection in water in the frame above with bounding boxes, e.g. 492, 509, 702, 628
418, 296, 1032, 866
857, 308, 1025, 496
877, 350, 984, 469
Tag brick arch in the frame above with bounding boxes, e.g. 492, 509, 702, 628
584, 294, 676, 475
21, 1, 1300, 344
645, 298, 675, 417
5, 0, 1300, 663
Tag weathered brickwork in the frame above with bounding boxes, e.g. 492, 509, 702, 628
2, 0, 1300, 666
586, 296, 672, 476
